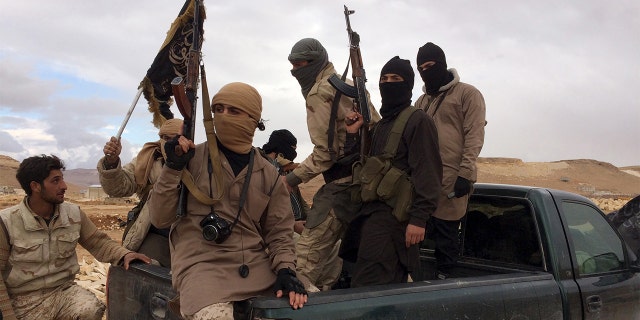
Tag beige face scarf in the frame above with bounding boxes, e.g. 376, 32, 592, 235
210, 82, 262, 154
214, 114, 257, 154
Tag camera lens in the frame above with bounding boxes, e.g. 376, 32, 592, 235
202, 225, 220, 242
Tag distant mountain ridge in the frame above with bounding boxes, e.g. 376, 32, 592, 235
1, 155, 638, 198
0, 155, 101, 188
63, 168, 101, 187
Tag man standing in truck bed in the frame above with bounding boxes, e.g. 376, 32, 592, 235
284, 38, 380, 291
415, 42, 486, 279
343, 56, 442, 287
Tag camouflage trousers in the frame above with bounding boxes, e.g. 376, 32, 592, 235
182, 302, 234, 320
295, 211, 344, 292
12, 281, 104, 320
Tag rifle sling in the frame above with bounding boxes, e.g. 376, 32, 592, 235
179, 65, 225, 206
327, 60, 350, 163
380, 106, 421, 159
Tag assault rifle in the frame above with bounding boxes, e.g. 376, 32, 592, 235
328, 5, 372, 158
171, 0, 203, 217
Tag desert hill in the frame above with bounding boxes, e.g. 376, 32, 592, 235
0, 155, 89, 196
0, 155, 19, 189
476, 158, 639, 197
1, 155, 638, 199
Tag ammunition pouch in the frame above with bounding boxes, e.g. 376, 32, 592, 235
351, 106, 420, 222
378, 167, 413, 222
352, 156, 413, 222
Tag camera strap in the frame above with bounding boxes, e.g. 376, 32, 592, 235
208, 148, 255, 231
232, 149, 255, 228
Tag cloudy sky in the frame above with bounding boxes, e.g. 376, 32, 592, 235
1, 0, 638, 170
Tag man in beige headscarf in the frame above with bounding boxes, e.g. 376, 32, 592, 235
148, 82, 307, 319
97, 118, 182, 267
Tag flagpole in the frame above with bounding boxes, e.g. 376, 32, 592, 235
115, 87, 144, 140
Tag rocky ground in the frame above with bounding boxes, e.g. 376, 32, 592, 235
0, 155, 638, 311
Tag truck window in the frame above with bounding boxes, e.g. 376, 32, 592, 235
562, 201, 625, 276
463, 197, 542, 268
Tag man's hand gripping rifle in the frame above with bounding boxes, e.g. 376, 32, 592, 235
170, 0, 203, 217
328, 5, 371, 159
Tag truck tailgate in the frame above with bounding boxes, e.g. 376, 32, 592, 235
106, 263, 180, 320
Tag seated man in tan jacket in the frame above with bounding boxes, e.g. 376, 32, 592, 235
0, 154, 150, 320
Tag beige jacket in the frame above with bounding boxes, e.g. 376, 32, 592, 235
148, 144, 296, 315
415, 69, 486, 220
0, 199, 130, 316
287, 62, 381, 186
97, 155, 164, 250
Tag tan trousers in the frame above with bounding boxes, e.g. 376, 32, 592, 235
182, 302, 234, 320
12, 282, 104, 320
295, 211, 344, 292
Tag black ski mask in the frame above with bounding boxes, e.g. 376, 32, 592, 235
379, 56, 414, 118
417, 42, 451, 95
263, 129, 298, 161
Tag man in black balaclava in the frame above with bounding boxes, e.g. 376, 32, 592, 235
415, 42, 487, 279
344, 56, 442, 288
263, 129, 298, 163
260, 129, 307, 223
379, 56, 415, 118
416, 42, 452, 95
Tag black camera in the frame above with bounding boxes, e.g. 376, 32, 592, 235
200, 213, 232, 243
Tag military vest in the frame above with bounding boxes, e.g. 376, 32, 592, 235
353, 106, 421, 222
0, 201, 82, 295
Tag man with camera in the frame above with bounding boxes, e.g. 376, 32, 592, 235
148, 82, 307, 319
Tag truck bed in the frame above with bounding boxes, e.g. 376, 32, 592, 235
250, 263, 561, 320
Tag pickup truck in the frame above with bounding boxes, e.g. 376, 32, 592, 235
106, 183, 640, 319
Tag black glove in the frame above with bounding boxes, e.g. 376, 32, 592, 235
272, 268, 306, 296
453, 176, 473, 198
164, 136, 194, 170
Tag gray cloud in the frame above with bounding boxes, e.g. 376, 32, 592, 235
0, 57, 60, 110
0, 129, 25, 153
0, 0, 638, 168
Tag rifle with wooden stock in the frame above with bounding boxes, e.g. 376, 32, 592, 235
328, 5, 372, 160
171, 0, 203, 217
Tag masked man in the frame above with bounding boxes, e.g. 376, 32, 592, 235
285, 38, 381, 291
415, 42, 486, 279
98, 118, 183, 267
148, 82, 307, 319
342, 56, 442, 287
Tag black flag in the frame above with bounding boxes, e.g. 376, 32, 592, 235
139, 0, 205, 128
